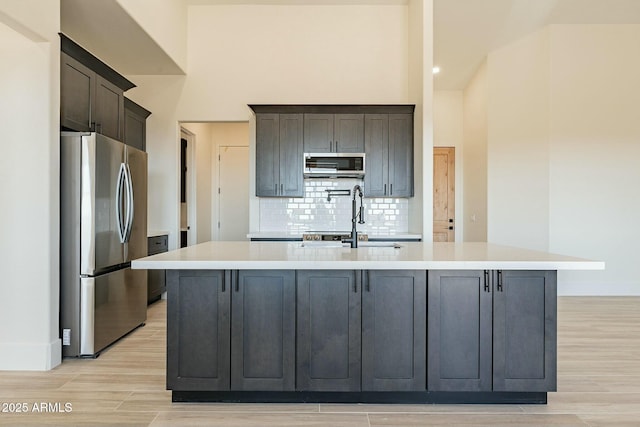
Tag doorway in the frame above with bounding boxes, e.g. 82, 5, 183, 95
433, 147, 455, 242
179, 129, 195, 248
217, 146, 249, 240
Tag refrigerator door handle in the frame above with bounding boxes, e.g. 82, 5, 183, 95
116, 163, 127, 243
124, 163, 134, 242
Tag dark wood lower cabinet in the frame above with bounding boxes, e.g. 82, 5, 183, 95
231, 270, 296, 391
166, 270, 230, 391
493, 270, 557, 392
427, 270, 492, 391
166, 268, 556, 401
296, 270, 361, 391
362, 270, 427, 391
428, 269, 557, 393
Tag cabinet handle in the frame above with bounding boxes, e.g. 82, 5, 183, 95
353, 281, 357, 293
275, 183, 278, 194
483, 270, 490, 292
365, 272, 370, 292
280, 183, 283, 194
384, 184, 387, 196
497, 270, 503, 292
222, 276, 225, 292
336, 141, 339, 152
390, 183, 393, 195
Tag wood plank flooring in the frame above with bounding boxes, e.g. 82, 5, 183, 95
1, 297, 639, 426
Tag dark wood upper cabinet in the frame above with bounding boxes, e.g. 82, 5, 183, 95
255, 113, 303, 197
60, 34, 135, 142
303, 114, 364, 153
364, 113, 413, 197
124, 98, 152, 151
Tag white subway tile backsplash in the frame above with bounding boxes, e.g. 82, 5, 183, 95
259, 179, 409, 234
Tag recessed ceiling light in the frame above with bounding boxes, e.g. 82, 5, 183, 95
432, 66, 441, 74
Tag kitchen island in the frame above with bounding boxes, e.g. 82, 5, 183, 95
132, 241, 603, 404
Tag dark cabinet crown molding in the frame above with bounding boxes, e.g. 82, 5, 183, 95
60, 33, 135, 92
124, 97, 152, 118
249, 105, 415, 114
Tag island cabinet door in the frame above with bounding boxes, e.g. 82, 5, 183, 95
362, 270, 427, 391
493, 270, 557, 392
231, 270, 296, 391
296, 270, 361, 391
166, 270, 230, 391
427, 270, 492, 392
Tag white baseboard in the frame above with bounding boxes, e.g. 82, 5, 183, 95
0, 339, 62, 371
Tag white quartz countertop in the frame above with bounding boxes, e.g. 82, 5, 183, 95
131, 241, 604, 271
247, 232, 422, 240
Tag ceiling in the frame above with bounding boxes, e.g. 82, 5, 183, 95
433, 0, 640, 90
61, 0, 640, 88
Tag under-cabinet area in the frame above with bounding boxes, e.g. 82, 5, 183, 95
166, 268, 556, 403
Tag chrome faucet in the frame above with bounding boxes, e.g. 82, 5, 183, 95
343, 185, 365, 248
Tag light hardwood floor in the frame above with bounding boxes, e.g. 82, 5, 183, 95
1, 297, 639, 426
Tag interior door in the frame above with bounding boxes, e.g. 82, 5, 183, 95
433, 147, 455, 242
81, 133, 125, 275
218, 146, 249, 240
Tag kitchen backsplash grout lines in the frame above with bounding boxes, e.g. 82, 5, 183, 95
259, 179, 409, 235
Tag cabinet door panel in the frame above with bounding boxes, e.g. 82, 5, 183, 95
388, 114, 413, 197
364, 114, 389, 197
124, 109, 145, 151
362, 270, 426, 391
428, 270, 492, 391
493, 270, 557, 392
61, 53, 94, 132
232, 270, 295, 390
279, 114, 304, 197
167, 270, 230, 391
297, 270, 361, 391
334, 114, 364, 152
304, 114, 333, 153
95, 75, 124, 140
255, 114, 279, 196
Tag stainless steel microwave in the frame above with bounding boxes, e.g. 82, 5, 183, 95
303, 153, 365, 178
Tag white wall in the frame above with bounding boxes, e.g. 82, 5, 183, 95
407, 0, 432, 238
128, 3, 434, 244
487, 28, 551, 252
180, 5, 409, 120
116, 0, 187, 71
484, 24, 640, 295
126, 75, 186, 250
462, 60, 488, 242
0, 0, 61, 370
209, 123, 250, 240
548, 25, 640, 295
433, 90, 463, 241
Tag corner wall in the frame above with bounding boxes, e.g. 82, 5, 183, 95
462, 60, 488, 242
487, 28, 551, 252
484, 24, 640, 295
548, 25, 640, 295
0, 0, 61, 370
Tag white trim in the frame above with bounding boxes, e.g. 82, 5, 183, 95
0, 339, 61, 371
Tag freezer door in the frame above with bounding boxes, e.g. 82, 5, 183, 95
124, 145, 148, 262
79, 267, 147, 356
80, 133, 126, 275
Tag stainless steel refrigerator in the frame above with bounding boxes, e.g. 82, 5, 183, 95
60, 132, 147, 357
